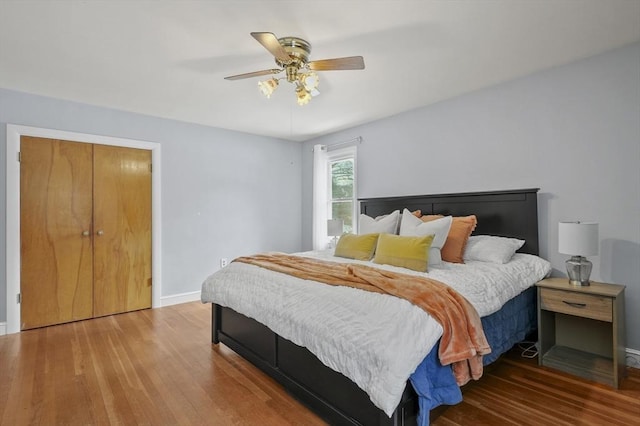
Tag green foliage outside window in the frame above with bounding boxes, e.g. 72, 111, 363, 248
330, 159, 354, 233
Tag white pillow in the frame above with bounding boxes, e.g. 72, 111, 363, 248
463, 235, 525, 264
359, 210, 400, 235
399, 209, 452, 266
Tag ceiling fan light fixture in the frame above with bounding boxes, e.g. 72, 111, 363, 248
299, 71, 319, 92
296, 85, 312, 106
258, 78, 279, 98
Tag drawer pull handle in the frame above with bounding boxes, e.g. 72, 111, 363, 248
563, 301, 587, 308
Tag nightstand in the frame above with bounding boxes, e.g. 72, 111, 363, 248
536, 277, 626, 388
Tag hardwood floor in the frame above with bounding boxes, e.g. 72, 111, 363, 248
432, 349, 640, 425
0, 302, 325, 425
1, 301, 638, 425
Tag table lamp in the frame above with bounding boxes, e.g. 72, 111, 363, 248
558, 221, 599, 286
327, 219, 344, 248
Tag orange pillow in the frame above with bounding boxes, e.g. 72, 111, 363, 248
420, 215, 477, 263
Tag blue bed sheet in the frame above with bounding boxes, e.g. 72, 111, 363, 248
409, 287, 536, 425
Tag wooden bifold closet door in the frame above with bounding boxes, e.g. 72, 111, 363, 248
20, 136, 152, 330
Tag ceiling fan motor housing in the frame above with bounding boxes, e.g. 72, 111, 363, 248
277, 37, 312, 82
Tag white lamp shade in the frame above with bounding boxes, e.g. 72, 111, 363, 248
558, 222, 599, 256
327, 219, 344, 237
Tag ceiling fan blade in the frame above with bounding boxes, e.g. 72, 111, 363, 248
224, 68, 282, 81
308, 56, 365, 71
251, 32, 292, 64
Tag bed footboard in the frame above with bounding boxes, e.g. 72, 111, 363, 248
212, 302, 221, 344
211, 303, 417, 426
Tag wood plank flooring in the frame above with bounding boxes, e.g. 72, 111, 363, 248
1, 301, 638, 425
433, 349, 640, 425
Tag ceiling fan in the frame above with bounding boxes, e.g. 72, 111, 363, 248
225, 32, 365, 105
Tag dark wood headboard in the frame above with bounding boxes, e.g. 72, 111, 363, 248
359, 188, 540, 255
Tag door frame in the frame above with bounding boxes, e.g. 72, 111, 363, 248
6, 124, 162, 334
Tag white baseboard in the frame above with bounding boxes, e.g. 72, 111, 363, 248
160, 290, 201, 307
627, 348, 640, 369
0, 322, 6, 336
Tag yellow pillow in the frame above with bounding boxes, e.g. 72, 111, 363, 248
373, 233, 434, 272
334, 233, 380, 261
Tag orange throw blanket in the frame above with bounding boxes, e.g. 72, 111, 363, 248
234, 253, 491, 385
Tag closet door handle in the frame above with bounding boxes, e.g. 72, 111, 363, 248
82, 230, 90, 237
96, 230, 104, 236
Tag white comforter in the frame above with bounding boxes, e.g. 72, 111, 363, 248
200, 250, 550, 416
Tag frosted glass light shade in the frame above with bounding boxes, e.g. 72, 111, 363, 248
327, 219, 344, 237
558, 222, 599, 256
258, 78, 279, 98
296, 85, 312, 105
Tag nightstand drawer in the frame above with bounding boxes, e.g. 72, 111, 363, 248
540, 288, 612, 322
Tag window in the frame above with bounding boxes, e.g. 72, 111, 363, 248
327, 147, 357, 234
312, 144, 357, 250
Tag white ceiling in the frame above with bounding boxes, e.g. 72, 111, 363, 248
1, 1, 639, 142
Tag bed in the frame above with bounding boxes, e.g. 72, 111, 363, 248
202, 188, 549, 425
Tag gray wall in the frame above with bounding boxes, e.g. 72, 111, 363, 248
0, 88, 302, 322
302, 43, 640, 350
